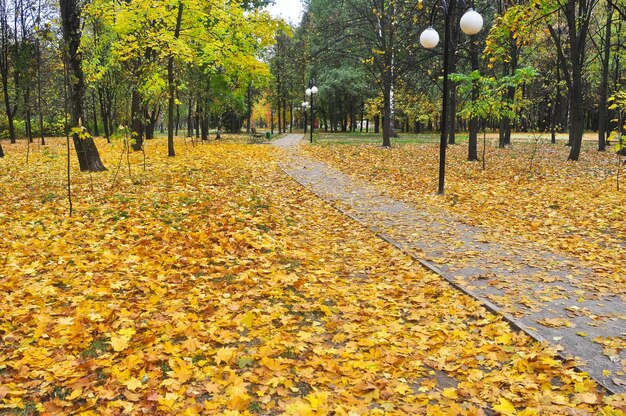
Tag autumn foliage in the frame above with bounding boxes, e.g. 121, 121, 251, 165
0, 138, 624, 414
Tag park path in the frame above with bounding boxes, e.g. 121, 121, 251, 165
272, 134, 625, 394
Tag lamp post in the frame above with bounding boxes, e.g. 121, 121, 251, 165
420, 1, 483, 194
302, 101, 309, 134
306, 81, 318, 143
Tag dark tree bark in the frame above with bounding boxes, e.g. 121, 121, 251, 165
468, 35, 479, 161
447, 13, 460, 145
24, 84, 32, 143
130, 89, 144, 150
167, 1, 183, 157
246, 82, 252, 133
187, 96, 193, 136
282, 98, 287, 133
547, 0, 596, 160
195, 101, 200, 139
277, 98, 282, 134
0, 141, 4, 157
36, 29, 45, 145
360, 101, 364, 132
60, 0, 106, 171
0, 0, 17, 144
175, 102, 179, 136
97, 87, 112, 140
382, 74, 393, 147
144, 107, 159, 140
91, 89, 99, 137
598, 0, 613, 151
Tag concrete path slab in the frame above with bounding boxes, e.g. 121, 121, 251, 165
272, 134, 626, 394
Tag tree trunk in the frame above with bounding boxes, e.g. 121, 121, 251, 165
360, 101, 364, 133
175, 103, 179, 136
468, 34, 479, 161
246, 82, 252, 133
195, 101, 200, 139
568, 63, 585, 160
24, 84, 33, 143
91, 89, 99, 137
448, 88, 457, 144
144, 107, 158, 140
0, 2, 17, 145
97, 88, 108, 139
598, 0, 612, 152
36, 36, 45, 145
130, 89, 144, 150
167, 1, 183, 157
566, 0, 587, 161
277, 98, 282, 134
201, 115, 208, 140
187, 96, 193, 137
374, 115, 379, 134
382, 82, 392, 147
60, 0, 106, 171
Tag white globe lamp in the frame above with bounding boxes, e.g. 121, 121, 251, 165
420, 27, 440, 49
306, 88, 312, 97
311, 86, 318, 94
460, 9, 483, 35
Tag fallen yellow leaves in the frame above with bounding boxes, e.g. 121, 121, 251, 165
308, 140, 626, 295
110, 327, 136, 352
0, 137, 624, 414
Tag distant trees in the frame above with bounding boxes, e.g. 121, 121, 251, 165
0, 0, 279, 160
291, 0, 626, 162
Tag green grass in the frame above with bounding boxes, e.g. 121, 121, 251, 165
311, 131, 606, 148
312, 131, 458, 145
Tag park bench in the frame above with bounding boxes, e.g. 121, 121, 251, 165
249, 127, 264, 143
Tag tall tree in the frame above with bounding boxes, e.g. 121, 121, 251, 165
598, 0, 614, 151
0, 0, 18, 144
167, 1, 183, 157
60, 0, 106, 171
539, 0, 599, 160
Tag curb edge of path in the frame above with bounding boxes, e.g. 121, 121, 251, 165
276, 140, 618, 396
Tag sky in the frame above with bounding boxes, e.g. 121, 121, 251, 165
266, 0, 304, 24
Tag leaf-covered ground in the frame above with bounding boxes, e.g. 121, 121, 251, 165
306, 139, 626, 295
0, 138, 624, 415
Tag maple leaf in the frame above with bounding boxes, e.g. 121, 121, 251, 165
214, 347, 237, 365
110, 328, 136, 352
492, 397, 517, 415
123, 377, 143, 391
261, 356, 286, 371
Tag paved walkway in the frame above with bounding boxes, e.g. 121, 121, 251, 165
272, 134, 625, 394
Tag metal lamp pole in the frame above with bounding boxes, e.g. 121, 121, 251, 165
420, 1, 483, 194
306, 81, 318, 143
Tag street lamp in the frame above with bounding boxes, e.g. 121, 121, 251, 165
420, 1, 483, 194
306, 82, 318, 143
302, 101, 309, 134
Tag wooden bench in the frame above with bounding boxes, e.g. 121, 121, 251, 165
249, 127, 264, 143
